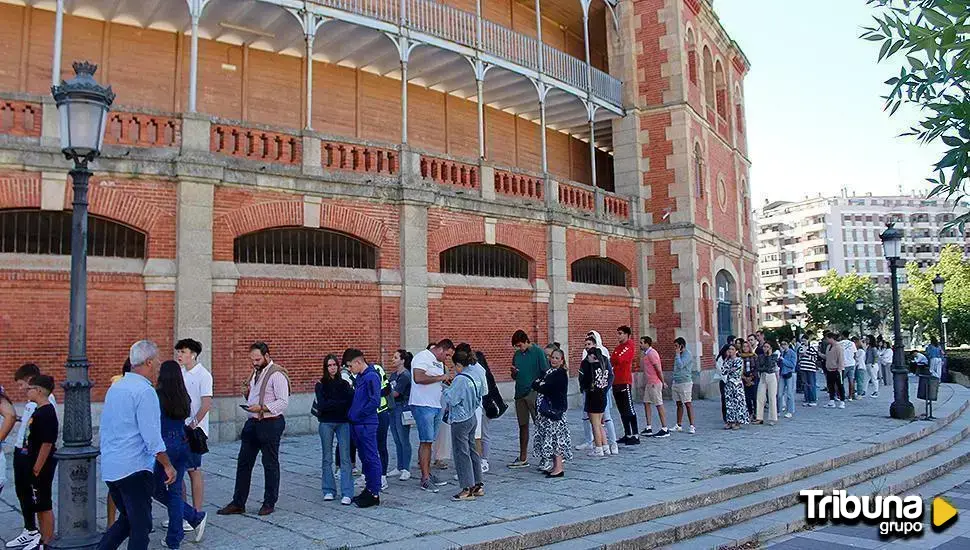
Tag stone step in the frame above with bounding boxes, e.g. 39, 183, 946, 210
534, 414, 970, 550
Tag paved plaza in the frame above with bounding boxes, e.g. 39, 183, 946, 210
2, 383, 932, 549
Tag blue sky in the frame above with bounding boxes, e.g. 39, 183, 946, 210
715, 0, 943, 206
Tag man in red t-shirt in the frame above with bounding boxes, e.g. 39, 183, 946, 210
610, 326, 641, 445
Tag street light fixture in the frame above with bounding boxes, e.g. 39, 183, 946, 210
880, 223, 915, 420
855, 297, 865, 337
933, 273, 946, 353
50, 61, 114, 549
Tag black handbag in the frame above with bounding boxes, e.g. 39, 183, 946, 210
310, 399, 320, 418
185, 426, 209, 455
537, 394, 564, 421
482, 392, 508, 419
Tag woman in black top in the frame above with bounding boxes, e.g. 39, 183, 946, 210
532, 348, 571, 477
579, 345, 610, 457
315, 354, 355, 504
387, 349, 413, 480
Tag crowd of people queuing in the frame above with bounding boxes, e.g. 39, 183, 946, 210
0, 324, 937, 549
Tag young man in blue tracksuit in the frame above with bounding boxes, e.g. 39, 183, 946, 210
344, 348, 381, 508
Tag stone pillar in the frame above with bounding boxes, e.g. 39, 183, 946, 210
400, 203, 429, 351
175, 180, 214, 359
180, 112, 211, 155
636, 240, 653, 338
547, 225, 569, 354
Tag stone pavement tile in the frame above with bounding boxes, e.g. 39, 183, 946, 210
800, 529, 887, 548
818, 524, 888, 541
932, 536, 970, 550
768, 535, 862, 550
436, 523, 524, 549
938, 496, 970, 510
663, 533, 739, 550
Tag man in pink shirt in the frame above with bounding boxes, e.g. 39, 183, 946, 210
218, 342, 290, 517
639, 336, 670, 438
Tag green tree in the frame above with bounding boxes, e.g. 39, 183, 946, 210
862, 1, 970, 225
900, 244, 970, 344
803, 271, 880, 332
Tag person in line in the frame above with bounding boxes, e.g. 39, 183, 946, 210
864, 335, 880, 398
639, 336, 670, 438
713, 342, 730, 423
99, 341, 176, 550
532, 347, 571, 477
509, 330, 550, 468
838, 330, 856, 402
579, 346, 611, 457
374, 362, 393, 491
152, 361, 207, 549
475, 350, 502, 473
315, 354, 355, 505
824, 332, 847, 408
878, 340, 894, 388
22, 375, 58, 550
927, 336, 944, 379
106, 359, 131, 529
0, 384, 15, 499
853, 337, 868, 399
217, 342, 290, 517
445, 350, 487, 500
798, 339, 820, 406
387, 349, 413, 481
335, 362, 358, 478
749, 334, 764, 356
739, 341, 758, 419
776, 339, 797, 418
8, 364, 57, 550
576, 331, 619, 455
409, 339, 454, 492
344, 349, 382, 508
610, 326, 640, 445
671, 337, 696, 433
720, 344, 748, 430
174, 338, 211, 532
453, 344, 486, 472
753, 341, 778, 425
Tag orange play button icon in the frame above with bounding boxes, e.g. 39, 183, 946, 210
933, 497, 958, 530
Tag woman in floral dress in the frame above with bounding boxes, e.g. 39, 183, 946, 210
531, 347, 572, 477
720, 344, 748, 430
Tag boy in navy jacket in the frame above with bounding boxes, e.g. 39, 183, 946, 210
344, 348, 381, 508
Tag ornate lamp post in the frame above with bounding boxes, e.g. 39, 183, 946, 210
855, 297, 865, 337
50, 61, 114, 549
881, 223, 914, 420
933, 273, 945, 352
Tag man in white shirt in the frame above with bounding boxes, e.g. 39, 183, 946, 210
838, 330, 856, 402
176, 339, 213, 520
408, 339, 454, 493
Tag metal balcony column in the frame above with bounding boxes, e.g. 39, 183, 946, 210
52, 0, 64, 85
538, 83, 550, 173
535, 0, 544, 74
580, 0, 593, 93
473, 59, 489, 159
187, 0, 211, 113
288, 10, 326, 130
588, 102, 598, 188
395, 37, 418, 145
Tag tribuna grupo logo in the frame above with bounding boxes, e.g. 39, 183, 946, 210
800, 490, 925, 537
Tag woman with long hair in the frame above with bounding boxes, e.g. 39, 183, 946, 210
154, 360, 206, 548
315, 353, 355, 505
0, 384, 17, 497
532, 348, 571, 477
753, 341, 779, 425
579, 346, 610, 457
739, 340, 758, 419
720, 345, 748, 430
387, 349, 413, 481
475, 350, 502, 473
713, 343, 730, 423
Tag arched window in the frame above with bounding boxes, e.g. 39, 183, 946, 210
702, 46, 714, 110
234, 227, 376, 268
735, 84, 745, 134
715, 61, 727, 119
440, 244, 528, 279
746, 293, 755, 330
741, 180, 750, 226
701, 282, 712, 334
0, 209, 146, 258
694, 143, 704, 198
571, 257, 627, 287
686, 28, 698, 85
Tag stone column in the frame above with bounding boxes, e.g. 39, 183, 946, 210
175, 180, 214, 358
547, 225, 569, 354
400, 203, 429, 350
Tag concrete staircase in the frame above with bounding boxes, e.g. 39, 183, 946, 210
366, 384, 970, 550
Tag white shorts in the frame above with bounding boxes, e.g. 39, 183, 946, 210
474, 407, 483, 439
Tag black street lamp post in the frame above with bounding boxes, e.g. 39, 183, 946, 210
50, 61, 114, 549
855, 297, 865, 337
881, 223, 915, 420
933, 273, 945, 352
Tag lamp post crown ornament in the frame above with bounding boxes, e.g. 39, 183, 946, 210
51, 61, 115, 167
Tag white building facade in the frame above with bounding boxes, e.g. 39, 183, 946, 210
756, 194, 970, 328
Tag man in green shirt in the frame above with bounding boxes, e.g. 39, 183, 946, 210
509, 330, 549, 468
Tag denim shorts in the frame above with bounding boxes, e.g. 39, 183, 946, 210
185, 451, 203, 471
411, 405, 442, 443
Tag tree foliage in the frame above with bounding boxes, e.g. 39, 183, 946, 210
803, 271, 883, 332
900, 244, 970, 344
862, 0, 970, 227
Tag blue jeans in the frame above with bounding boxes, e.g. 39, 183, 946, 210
777, 374, 796, 415
411, 405, 442, 443
378, 409, 390, 475
802, 370, 817, 403
389, 405, 412, 471
99, 470, 154, 550
351, 422, 381, 495
318, 422, 353, 498
153, 442, 204, 548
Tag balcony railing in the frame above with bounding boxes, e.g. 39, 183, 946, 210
494, 169, 543, 201
308, 0, 620, 107
0, 99, 41, 138
104, 111, 181, 148
322, 140, 399, 175
210, 123, 301, 165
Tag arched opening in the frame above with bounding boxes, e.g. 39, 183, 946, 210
233, 226, 377, 268
570, 257, 627, 287
0, 209, 146, 258
701, 282, 712, 334
741, 179, 750, 227
440, 244, 529, 279
686, 28, 697, 85
702, 46, 715, 111
694, 142, 705, 198
734, 83, 745, 134
746, 292, 756, 332
714, 60, 727, 120
715, 269, 736, 346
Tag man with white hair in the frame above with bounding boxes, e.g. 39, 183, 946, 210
98, 340, 176, 550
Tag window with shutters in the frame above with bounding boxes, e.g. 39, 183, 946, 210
0, 209, 146, 258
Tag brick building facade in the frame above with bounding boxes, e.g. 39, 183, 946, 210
0, 0, 756, 440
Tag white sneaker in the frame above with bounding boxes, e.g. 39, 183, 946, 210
838, 401, 846, 409
783, 412, 793, 419
590, 447, 605, 457
825, 400, 836, 408
399, 469, 412, 481
161, 520, 193, 532
480, 459, 490, 473
340, 496, 352, 505
6, 530, 40, 548
673, 425, 683, 432
609, 443, 619, 455
688, 425, 696, 434
21, 539, 41, 550
381, 475, 389, 490
575, 442, 592, 451
808, 402, 818, 407
871, 393, 879, 398
323, 493, 335, 501
193, 513, 207, 543
453, 474, 459, 480
387, 468, 400, 478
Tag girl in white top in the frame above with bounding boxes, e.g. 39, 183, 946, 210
0, 386, 17, 495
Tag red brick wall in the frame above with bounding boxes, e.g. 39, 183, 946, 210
0, 4, 24, 91
248, 49, 301, 129
642, 112, 676, 221
709, 137, 738, 243
635, 0, 671, 106
107, 25, 178, 111
696, 242, 715, 369
567, 296, 638, 376
566, 229, 639, 287
648, 240, 681, 362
